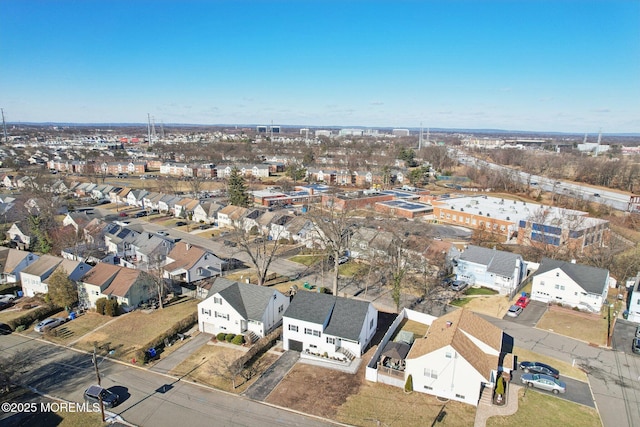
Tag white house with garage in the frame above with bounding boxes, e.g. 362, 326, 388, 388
282, 291, 378, 361
453, 245, 525, 295
530, 257, 610, 312
197, 278, 289, 340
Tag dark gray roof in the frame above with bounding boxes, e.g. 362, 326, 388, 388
284, 291, 372, 342
534, 258, 609, 294
459, 245, 522, 279
283, 291, 336, 325
208, 278, 280, 321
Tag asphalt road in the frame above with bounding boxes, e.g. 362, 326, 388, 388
0, 334, 336, 427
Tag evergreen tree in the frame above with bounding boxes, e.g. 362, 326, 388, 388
227, 167, 250, 207
47, 268, 78, 310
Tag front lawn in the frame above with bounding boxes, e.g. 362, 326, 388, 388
0, 305, 42, 324
170, 342, 279, 393
46, 312, 113, 345
450, 297, 472, 307
289, 254, 324, 266
536, 308, 608, 346
465, 287, 498, 296
486, 387, 600, 427
72, 298, 198, 362
336, 381, 477, 427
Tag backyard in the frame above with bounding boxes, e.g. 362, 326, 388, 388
72, 298, 198, 361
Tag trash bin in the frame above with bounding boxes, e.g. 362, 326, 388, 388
68, 311, 77, 320
623, 310, 629, 320
17, 291, 23, 298
147, 348, 157, 358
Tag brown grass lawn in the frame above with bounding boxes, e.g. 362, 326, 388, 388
46, 312, 113, 345
72, 298, 198, 361
458, 295, 511, 319
514, 346, 588, 381
486, 387, 600, 427
336, 381, 477, 427
536, 309, 608, 346
0, 305, 43, 324
169, 343, 279, 393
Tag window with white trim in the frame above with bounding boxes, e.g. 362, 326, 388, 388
288, 324, 298, 332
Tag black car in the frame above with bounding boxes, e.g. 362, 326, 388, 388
175, 221, 187, 226
134, 211, 147, 217
519, 361, 560, 379
83, 385, 119, 408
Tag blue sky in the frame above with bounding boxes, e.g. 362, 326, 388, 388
2, 0, 639, 133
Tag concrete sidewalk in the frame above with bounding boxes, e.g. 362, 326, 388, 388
149, 330, 211, 375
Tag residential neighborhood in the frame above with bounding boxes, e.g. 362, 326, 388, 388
0, 123, 638, 427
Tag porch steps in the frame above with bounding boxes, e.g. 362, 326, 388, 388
478, 386, 494, 406
338, 347, 356, 361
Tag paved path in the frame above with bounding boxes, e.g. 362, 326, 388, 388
474, 384, 520, 426
243, 350, 299, 401
149, 330, 211, 375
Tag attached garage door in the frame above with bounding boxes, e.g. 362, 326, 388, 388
202, 322, 217, 335
288, 339, 303, 352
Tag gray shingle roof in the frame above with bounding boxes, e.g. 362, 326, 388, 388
459, 245, 522, 279
284, 291, 372, 342
534, 257, 609, 294
208, 278, 280, 321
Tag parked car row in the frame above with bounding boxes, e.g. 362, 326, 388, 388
519, 361, 565, 394
506, 293, 531, 318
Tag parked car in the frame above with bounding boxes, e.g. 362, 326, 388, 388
134, 211, 147, 218
633, 338, 640, 354
0, 300, 14, 311
118, 212, 128, 217
84, 385, 120, 408
451, 280, 468, 292
149, 209, 159, 214
199, 224, 211, 230
519, 361, 560, 378
506, 305, 523, 317
515, 295, 530, 308
635, 325, 640, 339
34, 317, 66, 333
157, 231, 169, 236
337, 256, 349, 265
0, 294, 16, 303
223, 240, 237, 247
521, 373, 566, 394
175, 221, 187, 226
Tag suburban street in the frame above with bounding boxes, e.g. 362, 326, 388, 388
0, 334, 336, 427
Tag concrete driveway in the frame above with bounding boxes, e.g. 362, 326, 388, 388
502, 300, 547, 326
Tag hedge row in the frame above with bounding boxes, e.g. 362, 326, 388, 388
8, 304, 63, 331
135, 312, 198, 363
215, 332, 245, 345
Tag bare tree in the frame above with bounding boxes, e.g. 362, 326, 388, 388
230, 220, 286, 286
0, 350, 34, 394
306, 197, 356, 296
207, 351, 245, 389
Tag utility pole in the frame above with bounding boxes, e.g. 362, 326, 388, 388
93, 347, 105, 422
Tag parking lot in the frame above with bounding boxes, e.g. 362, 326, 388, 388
502, 300, 547, 326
